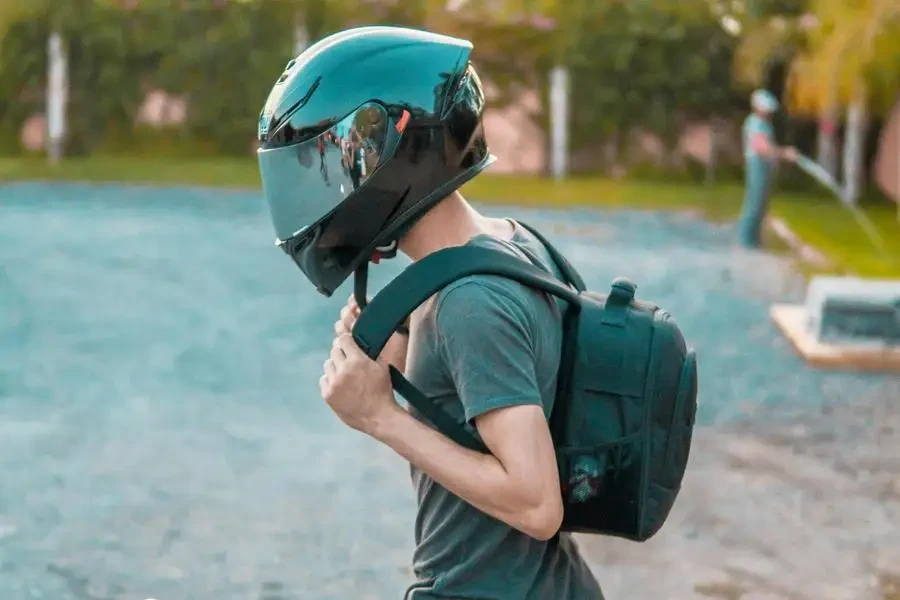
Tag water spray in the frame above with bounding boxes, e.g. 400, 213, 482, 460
793, 154, 891, 259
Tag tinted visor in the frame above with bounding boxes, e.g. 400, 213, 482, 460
258, 102, 392, 244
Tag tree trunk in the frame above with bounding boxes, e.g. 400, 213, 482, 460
842, 85, 868, 205
817, 103, 839, 178
706, 120, 717, 187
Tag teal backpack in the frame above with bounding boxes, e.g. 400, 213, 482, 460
352, 222, 698, 541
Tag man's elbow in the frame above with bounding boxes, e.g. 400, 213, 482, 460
521, 496, 564, 541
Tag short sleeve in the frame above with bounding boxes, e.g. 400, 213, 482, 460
434, 279, 543, 423
750, 115, 773, 140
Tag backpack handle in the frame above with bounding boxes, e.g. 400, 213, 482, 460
352, 245, 580, 359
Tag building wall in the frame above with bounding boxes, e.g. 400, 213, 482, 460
481, 88, 546, 175
874, 98, 900, 204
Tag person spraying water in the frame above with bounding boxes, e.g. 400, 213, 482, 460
738, 89, 798, 248
739, 90, 890, 258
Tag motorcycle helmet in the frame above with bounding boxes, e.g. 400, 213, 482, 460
256, 26, 495, 297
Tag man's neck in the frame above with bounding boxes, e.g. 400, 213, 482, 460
398, 191, 512, 262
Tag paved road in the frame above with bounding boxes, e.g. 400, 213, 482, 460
1, 183, 896, 599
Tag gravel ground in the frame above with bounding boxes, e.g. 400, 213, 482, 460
580, 381, 900, 600
1, 182, 897, 600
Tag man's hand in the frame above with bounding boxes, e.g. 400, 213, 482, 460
334, 295, 408, 371
780, 146, 799, 162
320, 333, 399, 435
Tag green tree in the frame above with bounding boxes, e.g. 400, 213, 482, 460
546, 0, 744, 164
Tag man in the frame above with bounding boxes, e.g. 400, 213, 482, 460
256, 26, 603, 599
738, 89, 798, 248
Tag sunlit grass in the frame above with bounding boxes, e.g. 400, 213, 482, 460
2, 154, 897, 278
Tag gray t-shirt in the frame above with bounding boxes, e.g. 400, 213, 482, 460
402, 221, 604, 599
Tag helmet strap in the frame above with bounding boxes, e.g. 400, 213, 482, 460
354, 240, 399, 309
372, 239, 398, 263
353, 262, 369, 309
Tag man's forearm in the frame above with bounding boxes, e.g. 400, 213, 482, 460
371, 404, 554, 539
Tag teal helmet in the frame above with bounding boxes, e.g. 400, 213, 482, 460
750, 89, 779, 113
256, 26, 495, 296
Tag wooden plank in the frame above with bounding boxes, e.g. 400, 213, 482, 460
770, 303, 900, 373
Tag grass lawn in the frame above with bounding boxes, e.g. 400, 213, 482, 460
2, 155, 898, 278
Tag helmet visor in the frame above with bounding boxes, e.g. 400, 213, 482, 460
258, 101, 393, 244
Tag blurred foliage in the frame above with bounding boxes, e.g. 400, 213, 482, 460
0, 0, 749, 162
1, 0, 303, 155
792, 0, 900, 117
733, 0, 900, 202
546, 0, 747, 152
735, 0, 900, 117
422, 0, 750, 155
0, 0, 895, 183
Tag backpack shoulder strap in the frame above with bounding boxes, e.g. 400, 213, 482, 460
353, 244, 580, 359
514, 221, 587, 292
352, 244, 581, 453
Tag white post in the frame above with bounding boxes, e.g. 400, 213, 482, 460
842, 89, 867, 206
46, 31, 68, 164
549, 66, 569, 180
817, 104, 839, 177
706, 121, 717, 187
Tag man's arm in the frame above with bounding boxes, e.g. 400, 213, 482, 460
372, 401, 562, 540
373, 280, 564, 540
751, 132, 797, 161
750, 132, 776, 157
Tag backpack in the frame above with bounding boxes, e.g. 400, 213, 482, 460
351, 221, 698, 542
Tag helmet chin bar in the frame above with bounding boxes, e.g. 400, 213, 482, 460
353, 240, 399, 310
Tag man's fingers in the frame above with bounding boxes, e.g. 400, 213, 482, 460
337, 332, 364, 356
330, 342, 347, 366
339, 303, 359, 331
346, 294, 362, 313
324, 358, 336, 376
346, 293, 367, 314
334, 319, 349, 336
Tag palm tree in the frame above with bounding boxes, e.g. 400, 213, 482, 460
793, 0, 900, 204
736, 0, 900, 204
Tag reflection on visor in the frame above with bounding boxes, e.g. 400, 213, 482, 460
258, 102, 391, 242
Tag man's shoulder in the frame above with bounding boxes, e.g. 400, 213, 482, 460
424, 227, 563, 332
433, 273, 533, 326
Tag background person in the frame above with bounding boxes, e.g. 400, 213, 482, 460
738, 89, 798, 248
